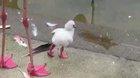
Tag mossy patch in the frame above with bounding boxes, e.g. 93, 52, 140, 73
0, 0, 20, 9
74, 14, 87, 23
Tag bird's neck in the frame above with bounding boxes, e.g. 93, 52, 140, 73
65, 28, 74, 36
68, 29, 75, 37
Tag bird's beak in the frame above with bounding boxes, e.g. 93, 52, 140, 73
73, 25, 76, 28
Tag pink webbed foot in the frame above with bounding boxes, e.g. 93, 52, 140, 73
0, 55, 17, 69
27, 63, 50, 77
59, 52, 68, 59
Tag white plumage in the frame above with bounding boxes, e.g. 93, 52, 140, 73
0, 25, 11, 29
51, 20, 75, 47
31, 23, 38, 37
46, 22, 58, 27
48, 20, 76, 59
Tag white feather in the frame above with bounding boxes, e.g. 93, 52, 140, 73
0, 25, 11, 29
14, 35, 27, 48
31, 23, 38, 37
22, 72, 30, 78
17, 11, 21, 15
51, 20, 75, 47
46, 22, 58, 27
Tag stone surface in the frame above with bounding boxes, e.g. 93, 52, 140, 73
0, 5, 140, 61
0, 35, 140, 78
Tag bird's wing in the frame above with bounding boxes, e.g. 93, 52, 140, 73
51, 28, 63, 35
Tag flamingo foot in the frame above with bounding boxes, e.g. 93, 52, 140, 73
0, 54, 17, 69
59, 52, 68, 59
27, 63, 50, 77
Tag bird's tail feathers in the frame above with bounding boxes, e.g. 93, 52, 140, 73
23, 43, 52, 57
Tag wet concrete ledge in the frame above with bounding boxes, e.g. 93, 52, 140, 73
1, 8, 140, 62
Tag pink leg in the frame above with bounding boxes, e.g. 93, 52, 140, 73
47, 44, 55, 57
0, 3, 17, 69
59, 46, 68, 59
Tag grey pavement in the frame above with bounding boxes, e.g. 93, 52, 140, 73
0, 35, 140, 78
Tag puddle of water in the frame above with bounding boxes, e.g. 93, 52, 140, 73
81, 29, 117, 49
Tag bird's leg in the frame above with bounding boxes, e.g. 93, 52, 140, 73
59, 46, 68, 59
47, 44, 55, 57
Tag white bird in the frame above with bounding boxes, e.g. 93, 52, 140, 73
47, 20, 76, 59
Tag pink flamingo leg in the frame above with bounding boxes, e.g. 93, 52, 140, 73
59, 46, 68, 59
22, 0, 50, 76
47, 44, 55, 57
0, 0, 17, 69
23, 11, 50, 77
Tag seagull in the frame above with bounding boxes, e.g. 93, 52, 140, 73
47, 20, 76, 59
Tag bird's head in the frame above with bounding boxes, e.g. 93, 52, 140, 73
65, 20, 76, 30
